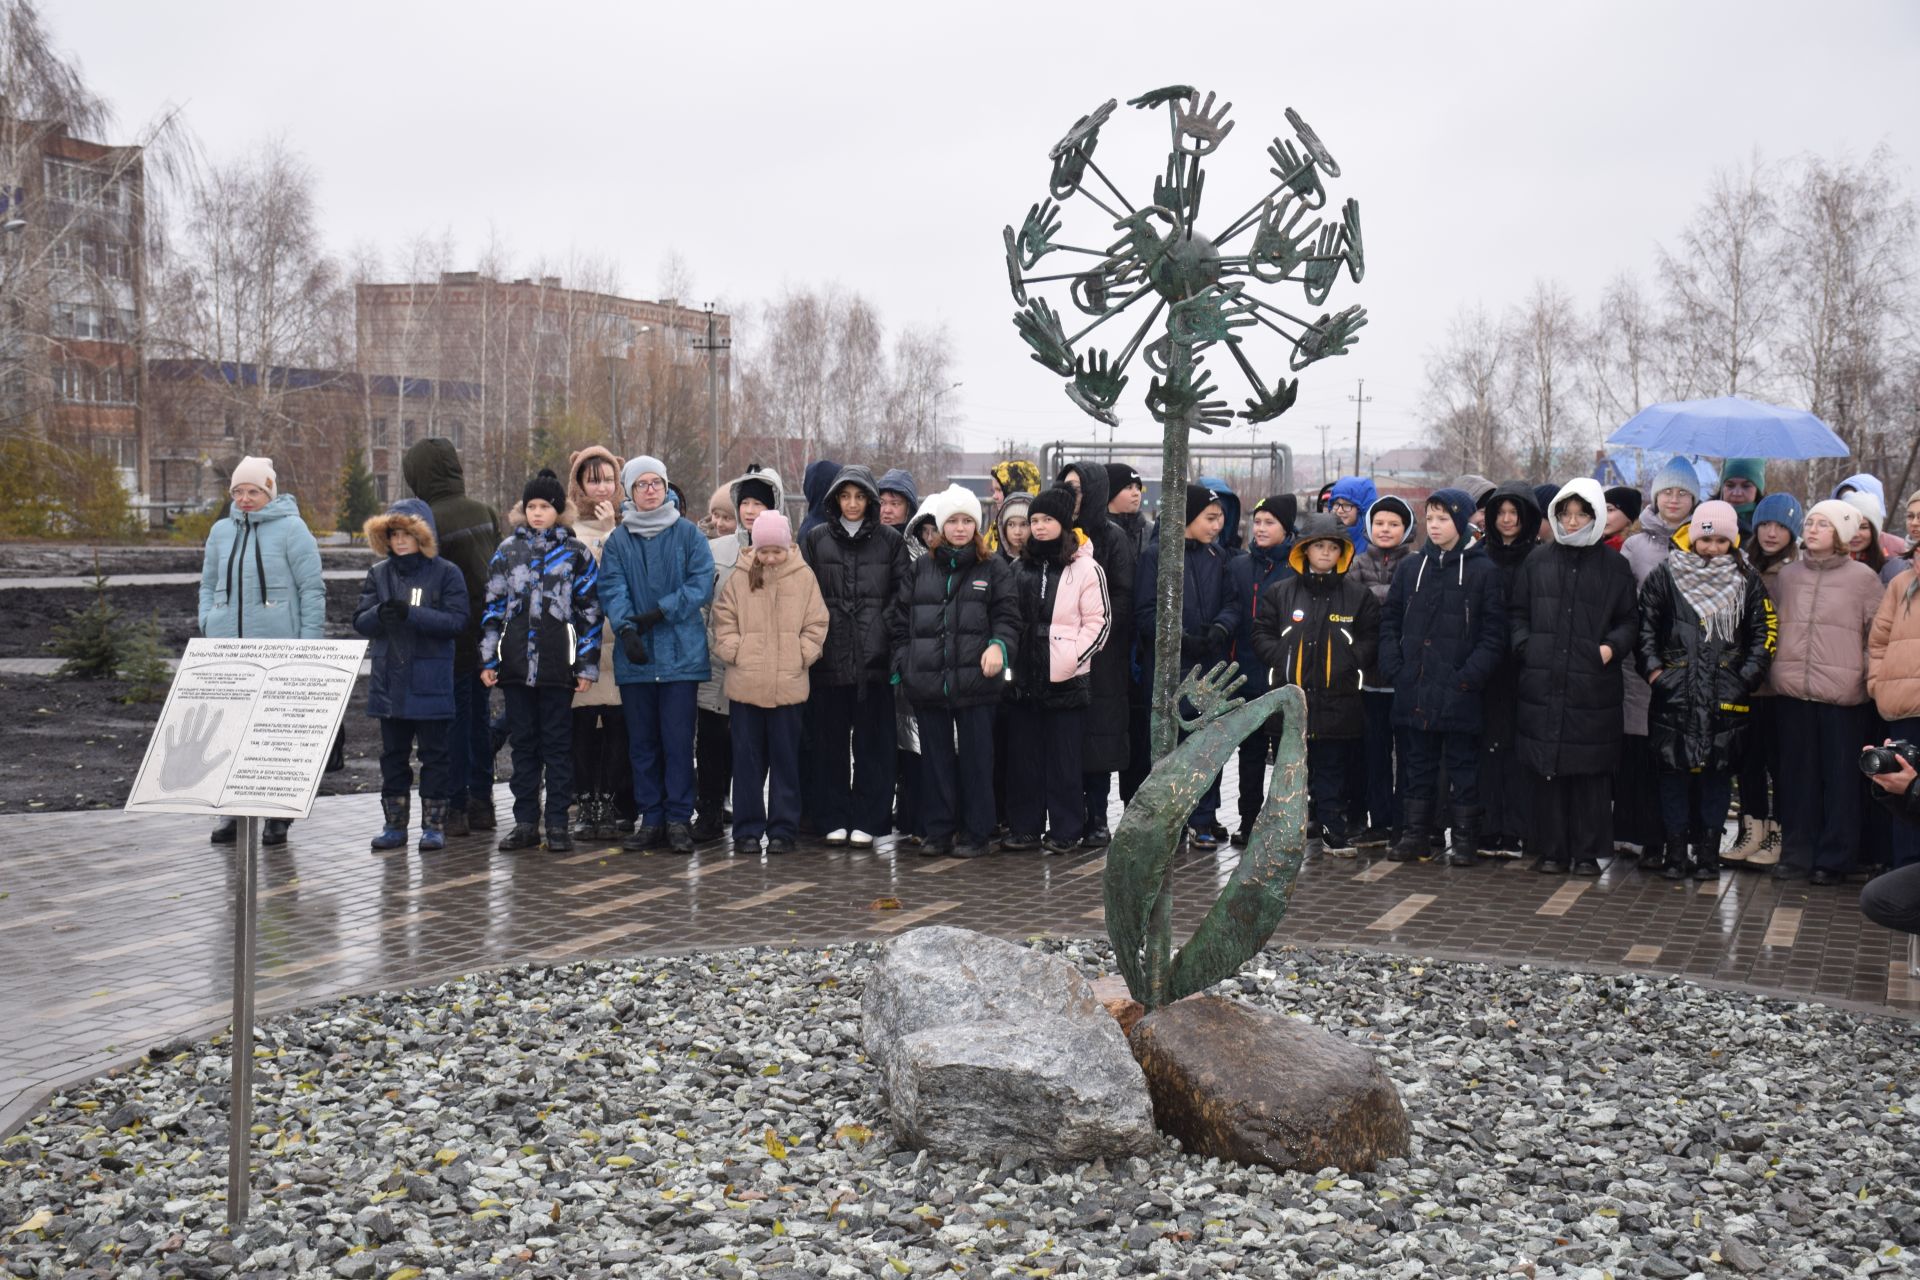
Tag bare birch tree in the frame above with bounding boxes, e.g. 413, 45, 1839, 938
1657, 155, 1783, 399
1507, 278, 1582, 480
1423, 304, 1514, 478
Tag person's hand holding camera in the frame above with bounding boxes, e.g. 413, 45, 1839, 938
1864, 739, 1919, 795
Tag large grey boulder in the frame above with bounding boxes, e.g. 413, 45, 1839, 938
861, 926, 1156, 1164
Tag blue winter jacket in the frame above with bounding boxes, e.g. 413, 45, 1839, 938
1378, 538, 1506, 732
1134, 529, 1242, 691
1228, 540, 1296, 700
599, 514, 715, 685
352, 500, 468, 721
797, 458, 843, 542
197, 493, 327, 640
1328, 476, 1380, 555
480, 524, 602, 688
1196, 476, 1244, 555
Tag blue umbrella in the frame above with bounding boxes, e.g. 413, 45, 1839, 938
1606, 394, 1848, 460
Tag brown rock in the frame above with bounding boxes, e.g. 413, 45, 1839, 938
1129, 995, 1410, 1172
1090, 975, 1146, 1037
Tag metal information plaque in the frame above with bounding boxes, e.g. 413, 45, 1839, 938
123, 637, 367, 1225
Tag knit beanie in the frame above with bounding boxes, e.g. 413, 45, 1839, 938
1532, 484, 1560, 521
1603, 485, 1643, 524
1752, 492, 1804, 540
1028, 486, 1078, 529
620, 454, 668, 498
1688, 499, 1740, 546
1450, 474, 1496, 507
927, 483, 984, 532
1251, 493, 1298, 536
1843, 489, 1886, 535
1366, 494, 1414, 533
749, 510, 792, 549
522, 468, 566, 514
735, 475, 777, 512
1106, 462, 1144, 496
1720, 456, 1766, 504
1425, 488, 1476, 544
1185, 482, 1223, 519
1807, 499, 1863, 547
1647, 455, 1701, 502
229, 455, 276, 495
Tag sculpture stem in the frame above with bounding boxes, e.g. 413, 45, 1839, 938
1144, 330, 1192, 1009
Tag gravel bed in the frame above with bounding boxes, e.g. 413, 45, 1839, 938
4, 942, 1920, 1279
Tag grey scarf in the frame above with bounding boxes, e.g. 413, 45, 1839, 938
1669, 551, 1745, 645
621, 502, 681, 539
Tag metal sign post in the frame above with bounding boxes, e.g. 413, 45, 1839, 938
123, 637, 367, 1226
229, 814, 260, 1227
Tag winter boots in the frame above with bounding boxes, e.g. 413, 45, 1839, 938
545, 823, 574, 854
1444, 806, 1482, 867
1388, 800, 1432, 862
573, 795, 605, 843
371, 796, 410, 851
1658, 833, 1692, 881
1690, 828, 1721, 880
419, 800, 448, 853
467, 795, 498, 832
444, 804, 471, 838
210, 817, 237, 845
1742, 819, 1782, 868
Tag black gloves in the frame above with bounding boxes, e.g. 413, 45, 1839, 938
1181, 625, 1231, 656
635, 608, 665, 631
1209, 623, 1232, 655
620, 628, 649, 665
378, 598, 410, 625
1181, 629, 1209, 652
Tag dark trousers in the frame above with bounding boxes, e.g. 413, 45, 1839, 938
810, 683, 897, 835
448, 670, 496, 806
1481, 740, 1529, 845
696, 708, 732, 821
1308, 737, 1357, 841
571, 705, 636, 822
1236, 733, 1271, 827
1735, 697, 1780, 822
991, 705, 1011, 827
1403, 729, 1478, 810
379, 716, 451, 800
1529, 771, 1612, 864
1083, 771, 1114, 837
1657, 769, 1732, 839
1363, 690, 1408, 831
621, 681, 698, 827
1861, 863, 1920, 934
1118, 699, 1152, 803
1776, 697, 1869, 874
896, 749, 924, 838
730, 701, 804, 842
917, 703, 996, 843
1006, 702, 1087, 843
1613, 731, 1663, 850
502, 684, 573, 826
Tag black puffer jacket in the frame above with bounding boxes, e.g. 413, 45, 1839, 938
1636, 555, 1776, 773
1479, 481, 1541, 752
1510, 541, 1639, 777
1379, 540, 1507, 733
1251, 546, 1379, 739
892, 541, 1020, 709
800, 464, 910, 688
1060, 460, 1135, 769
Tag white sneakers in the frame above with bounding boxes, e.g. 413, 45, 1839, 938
825, 828, 849, 845
850, 830, 875, 847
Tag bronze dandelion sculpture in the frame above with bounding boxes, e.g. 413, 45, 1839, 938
1005, 88, 1367, 1008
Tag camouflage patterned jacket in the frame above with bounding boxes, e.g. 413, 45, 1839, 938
479, 523, 602, 688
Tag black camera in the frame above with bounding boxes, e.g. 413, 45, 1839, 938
1860, 740, 1920, 776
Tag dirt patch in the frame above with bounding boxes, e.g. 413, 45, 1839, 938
0, 580, 366, 659
0, 672, 502, 813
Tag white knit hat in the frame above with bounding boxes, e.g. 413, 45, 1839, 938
229, 455, 276, 495
1807, 498, 1864, 546
926, 483, 984, 533
1842, 488, 1886, 535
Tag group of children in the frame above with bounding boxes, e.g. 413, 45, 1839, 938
201, 442, 1920, 885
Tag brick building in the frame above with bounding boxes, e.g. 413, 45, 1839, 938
0, 116, 146, 486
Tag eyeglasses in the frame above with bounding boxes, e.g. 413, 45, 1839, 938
633, 478, 666, 493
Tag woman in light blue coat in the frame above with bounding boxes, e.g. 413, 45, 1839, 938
195, 455, 327, 846
599, 455, 715, 853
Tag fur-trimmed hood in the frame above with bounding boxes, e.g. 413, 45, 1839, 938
364, 497, 439, 558
567, 445, 623, 525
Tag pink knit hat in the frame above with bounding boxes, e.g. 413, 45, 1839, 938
1688, 499, 1740, 546
229, 455, 276, 496
750, 510, 792, 548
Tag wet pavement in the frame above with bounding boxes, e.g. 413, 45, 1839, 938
2, 785, 1913, 1137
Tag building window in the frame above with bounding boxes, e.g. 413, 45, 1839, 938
372, 416, 389, 446
89, 435, 137, 468
375, 475, 389, 503
402, 418, 416, 446
53, 364, 80, 400
446, 417, 464, 449
103, 242, 129, 279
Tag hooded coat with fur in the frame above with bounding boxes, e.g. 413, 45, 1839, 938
353, 498, 471, 721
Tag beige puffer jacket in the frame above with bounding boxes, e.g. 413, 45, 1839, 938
566, 446, 625, 709
700, 464, 788, 715
1768, 550, 1883, 706
1869, 570, 1920, 719
711, 550, 828, 709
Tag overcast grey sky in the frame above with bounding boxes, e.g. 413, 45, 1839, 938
59, 0, 1920, 463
